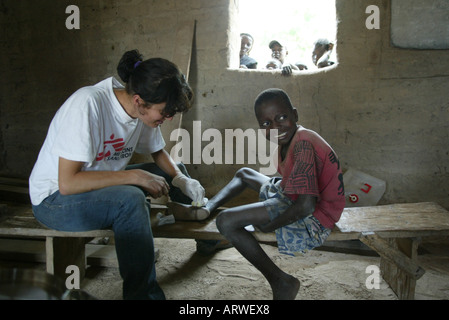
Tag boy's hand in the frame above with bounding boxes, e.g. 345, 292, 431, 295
281, 64, 293, 76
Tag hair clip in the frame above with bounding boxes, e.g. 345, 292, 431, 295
134, 61, 142, 69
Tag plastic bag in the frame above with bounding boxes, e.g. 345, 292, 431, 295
343, 168, 386, 207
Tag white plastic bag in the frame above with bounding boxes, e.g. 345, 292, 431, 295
343, 168, 386, 207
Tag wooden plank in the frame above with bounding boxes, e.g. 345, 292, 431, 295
3, 200, 448, 301
0, 238, 118, 268
151, 20, 197, 162
0, 177, 30, 203
380, 238, 421, 300
46, 237, 86, 281
0, 185, 28, 194
359, 233, 425, 280
0, 204, 114, 238
171, 20, 196, 79
0, 177, 28, 187
336, 202, 449, 234
3, 202, 449, 241
0, 186, 30, 203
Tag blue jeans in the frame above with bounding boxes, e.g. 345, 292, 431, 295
32, 163, 192, 300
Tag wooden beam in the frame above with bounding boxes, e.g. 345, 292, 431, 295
359, 233, 425, 280
46, 237, 86, 281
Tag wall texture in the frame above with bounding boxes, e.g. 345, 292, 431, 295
1, 0, 448, 208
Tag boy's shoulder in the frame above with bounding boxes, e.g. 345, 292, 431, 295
295, 126, 332, 150
296, 126, 319, 140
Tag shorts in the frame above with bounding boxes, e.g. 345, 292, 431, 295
259, 177, 331, 256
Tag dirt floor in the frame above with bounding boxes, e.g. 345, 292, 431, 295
78, 237, 449, 300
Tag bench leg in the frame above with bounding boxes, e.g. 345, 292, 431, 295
380, 238, 421, 300
46, 237, 86, 282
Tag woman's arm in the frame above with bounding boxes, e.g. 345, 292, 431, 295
58, 157, 169, 197
257, 194, 316, 233
150, 149, 181, 178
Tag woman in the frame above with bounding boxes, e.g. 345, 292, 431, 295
29, 50, 206, 299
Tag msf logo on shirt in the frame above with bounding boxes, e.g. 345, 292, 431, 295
96, 134, 131, 161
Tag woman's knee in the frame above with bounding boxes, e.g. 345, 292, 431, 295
115, 186, 150, 219
112, 186, 151, 231
119, 185, 147, 203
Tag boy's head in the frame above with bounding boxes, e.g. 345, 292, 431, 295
240, 33, 254, 57
269, 40, 288, 64
312, 38, 334, 66
254, 89, 298, 145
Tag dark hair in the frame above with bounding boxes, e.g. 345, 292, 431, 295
117, 49, 193, 117
254, 88, 294, 113
314, 38, 332, 51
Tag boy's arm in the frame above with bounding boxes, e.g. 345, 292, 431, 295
317, 52, 331, 68
257, 194, 316, 233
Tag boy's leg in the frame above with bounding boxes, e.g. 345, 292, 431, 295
32, 186, 165, 300
206, 167, 270, 213
196, 167, 270, 253
169, 167, 270, 221
216, 203, 300, 300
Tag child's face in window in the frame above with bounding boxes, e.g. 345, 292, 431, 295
271, 44, 287, 63
240, 35, 253, 56
256, 99, 298, 145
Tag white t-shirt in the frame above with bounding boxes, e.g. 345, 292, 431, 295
29, 77, 166, 205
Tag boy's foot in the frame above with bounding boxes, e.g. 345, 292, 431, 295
167, 201, 210, 221
271, 274, 300, 300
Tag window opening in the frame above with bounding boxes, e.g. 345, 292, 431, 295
238, 0, 337, 71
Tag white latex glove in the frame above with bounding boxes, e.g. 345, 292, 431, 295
172, 173, 207, 207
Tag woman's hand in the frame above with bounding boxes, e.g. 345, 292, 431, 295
172, 173, 206, 206
131, 169, 170, 198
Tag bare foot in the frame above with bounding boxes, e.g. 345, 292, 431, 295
167, 202, 210, 221
271, 273, 300, 300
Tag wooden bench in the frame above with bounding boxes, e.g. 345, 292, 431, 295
1, 201, 449, 300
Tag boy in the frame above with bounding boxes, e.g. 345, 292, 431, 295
312, 38, 335, 68
269, 40, 299, 75
173, 89, 345, 299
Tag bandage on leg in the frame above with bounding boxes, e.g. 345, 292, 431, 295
167, 201, 210, 221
